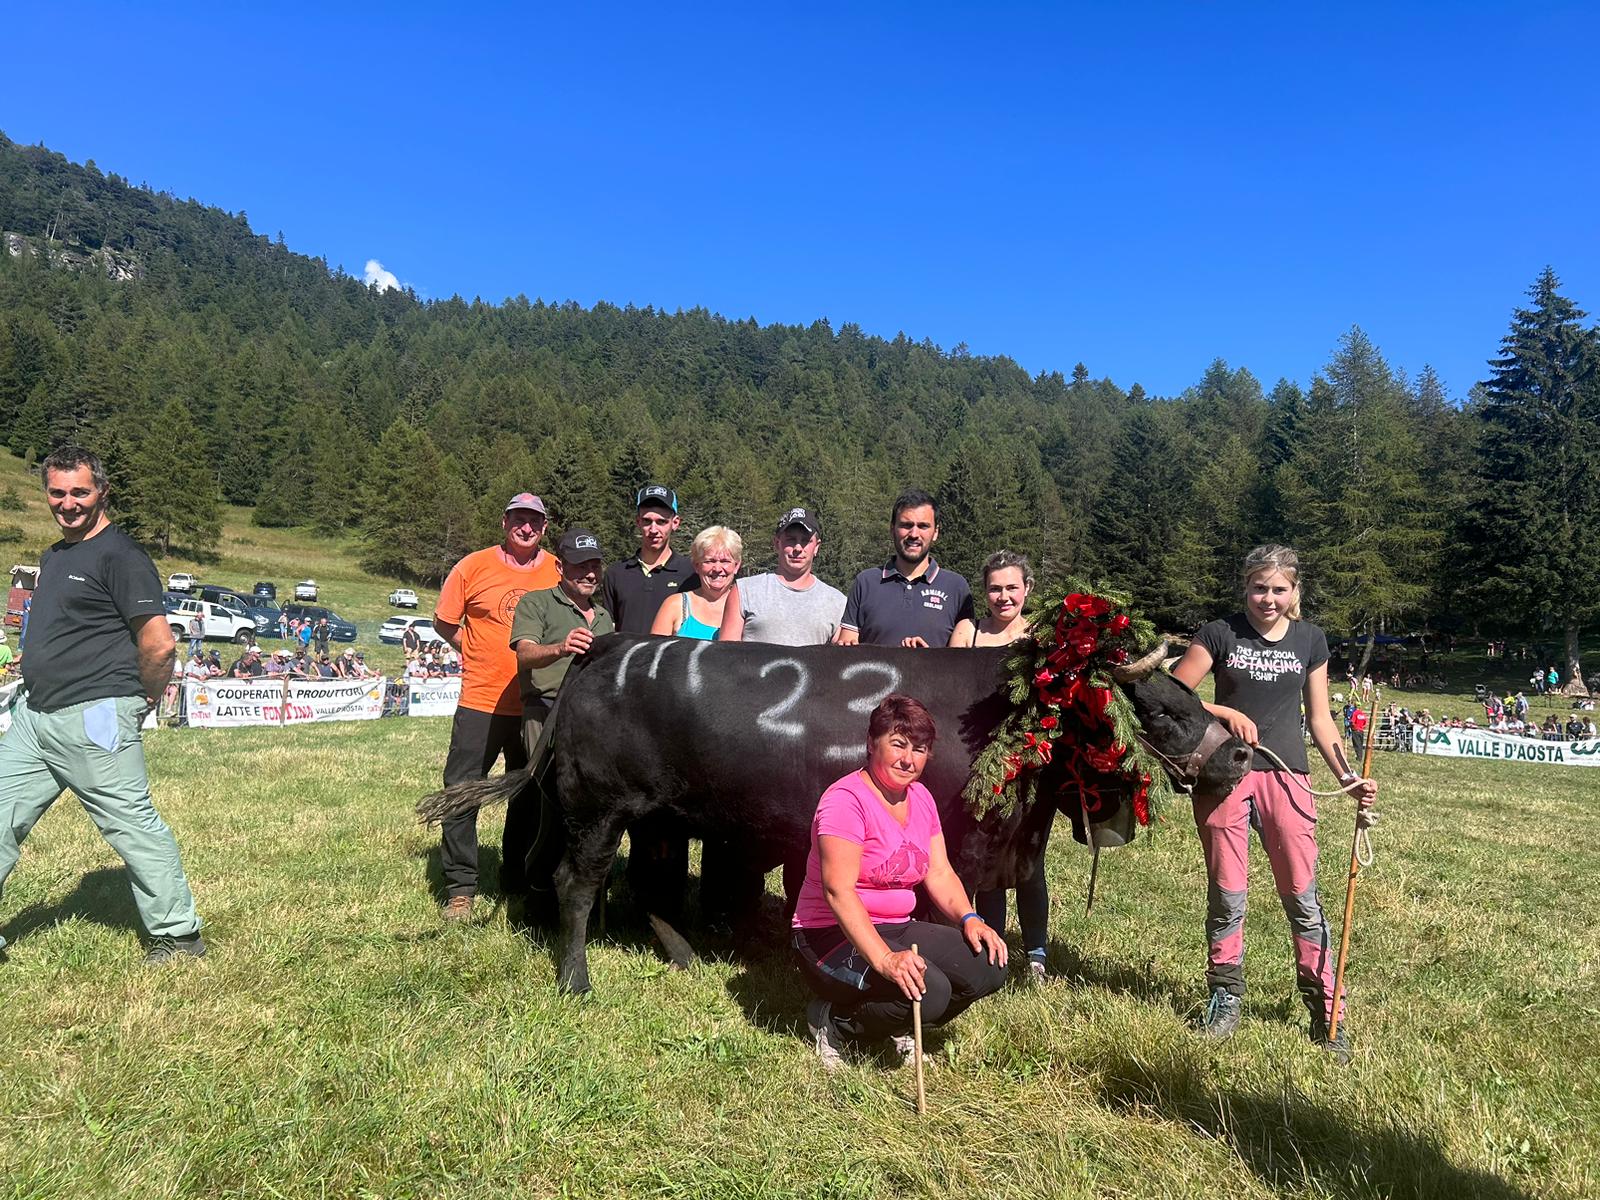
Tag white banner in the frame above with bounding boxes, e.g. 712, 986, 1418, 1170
184, 676, 387, 728
406, 678, 460, 718
1406, 725, 1600, 768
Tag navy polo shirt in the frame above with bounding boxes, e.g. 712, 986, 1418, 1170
600, 550, 700, 634
840, 557, 975, 647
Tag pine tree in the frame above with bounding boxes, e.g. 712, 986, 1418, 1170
119, 397, 222, 555
1275, 330, 1437, 672
1456, 269, 1600, 687
1094, 404, 1208, 629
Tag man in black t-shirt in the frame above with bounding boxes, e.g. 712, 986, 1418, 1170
601, 483, 699, 633
0, 446, 204, 964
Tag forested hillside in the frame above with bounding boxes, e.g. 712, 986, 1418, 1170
1, 132, 1595, 677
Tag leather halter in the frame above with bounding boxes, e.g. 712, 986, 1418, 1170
1135, 720, 1236, 795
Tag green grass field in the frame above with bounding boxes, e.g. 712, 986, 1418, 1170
3, 453, 1598, 1198
2, 713, 1595, 1199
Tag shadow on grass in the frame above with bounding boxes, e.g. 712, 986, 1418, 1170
1, 866, 143, 946
1046, 940, 1195, 1015
1089, 1050, 1531, 1200
413, 842, 502, 904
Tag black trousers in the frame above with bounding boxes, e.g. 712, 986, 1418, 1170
440, 706, 528, 898
791, 919, 1007, 1041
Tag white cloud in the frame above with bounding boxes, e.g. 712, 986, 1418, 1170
363, 258, 402, 293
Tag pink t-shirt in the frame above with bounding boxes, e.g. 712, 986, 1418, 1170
791, 770, 943, 929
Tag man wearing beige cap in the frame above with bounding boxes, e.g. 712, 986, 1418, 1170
431, 492, 559, 922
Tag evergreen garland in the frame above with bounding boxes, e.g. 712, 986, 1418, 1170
962, 581, 1178, 831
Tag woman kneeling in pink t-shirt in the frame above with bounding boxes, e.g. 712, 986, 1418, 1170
791, 693, 1008, 1069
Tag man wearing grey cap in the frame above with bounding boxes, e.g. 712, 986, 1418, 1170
717, 507, 845, 646
507, 528, 614, 898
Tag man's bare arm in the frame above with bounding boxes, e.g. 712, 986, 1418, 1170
132, 614, 176, 703
433, 618, 464, 654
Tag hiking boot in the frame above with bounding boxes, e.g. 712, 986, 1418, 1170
1199, 987, 1242, 1040
145, 932, 207, 965
806, 998, 848, 1071
889, 1033, 933, 1068
442, 895, 475, 923
1310, 1014, 1353, 1065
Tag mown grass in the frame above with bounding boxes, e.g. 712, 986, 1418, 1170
1, 706, 1595, 1199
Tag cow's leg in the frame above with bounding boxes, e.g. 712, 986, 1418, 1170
554, 809, 628, 994
625, 813, 696, 969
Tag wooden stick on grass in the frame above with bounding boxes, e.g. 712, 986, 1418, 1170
1330, 726, 1380, 1041
912, 942, 927, 1115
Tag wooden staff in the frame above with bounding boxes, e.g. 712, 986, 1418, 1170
1329, 724, 1379, 1040
911, 942, 926, 1115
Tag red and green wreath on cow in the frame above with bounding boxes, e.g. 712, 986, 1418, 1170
963, 580, 1179, 841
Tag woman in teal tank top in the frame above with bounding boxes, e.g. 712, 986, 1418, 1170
650, 525, 743, 640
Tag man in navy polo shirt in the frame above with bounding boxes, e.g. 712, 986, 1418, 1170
837, 490, 974, 647
601, 483, 699, 633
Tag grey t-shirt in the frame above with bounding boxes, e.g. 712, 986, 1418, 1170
1194, 613, 1330, 774
736, 573, 846, 646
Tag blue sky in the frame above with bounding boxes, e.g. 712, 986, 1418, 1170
4, 3, 1597, 399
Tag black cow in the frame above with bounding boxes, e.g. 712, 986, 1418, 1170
420, 634, 1251, 994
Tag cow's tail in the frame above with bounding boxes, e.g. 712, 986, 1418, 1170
413, 683, 570, 827
415, 765, 531, 826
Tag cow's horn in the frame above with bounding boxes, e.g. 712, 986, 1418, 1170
1111, 640, 1168, 683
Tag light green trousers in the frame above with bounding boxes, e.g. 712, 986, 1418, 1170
0, 692, 201, 949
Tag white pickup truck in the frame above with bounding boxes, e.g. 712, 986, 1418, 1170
169, 597, 257, 644
388, 588, 419, 608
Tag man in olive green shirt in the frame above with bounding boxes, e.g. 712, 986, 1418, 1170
510, 528, 614, 749
506, 528, 613, 900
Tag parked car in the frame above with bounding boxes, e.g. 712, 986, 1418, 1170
388, 588, 419, 609
245, 599, 283, 636
167, 572, 196, 592
379, 615, 447, 646
169, 597, 257, 644
279, 603, 357, 642
294, 580, 318, 601
198, 584, 254, 612
253, 581, 277, 600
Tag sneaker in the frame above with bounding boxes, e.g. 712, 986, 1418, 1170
806, 998, 848, 1071
889, 1033, 933, 1068
1199, 987, 1242, 1040
1026, 956, 1048, 984
145, 933, 207, 965
1310, 1014, 1353, 1065
442, 895, 475, 923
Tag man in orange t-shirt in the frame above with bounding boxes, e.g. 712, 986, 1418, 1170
432, 492, 560, 920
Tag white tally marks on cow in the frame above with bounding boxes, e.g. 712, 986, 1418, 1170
685, 640, 712, 694
608, 640, 904, 756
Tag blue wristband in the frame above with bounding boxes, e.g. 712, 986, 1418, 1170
960, 911, 981, 925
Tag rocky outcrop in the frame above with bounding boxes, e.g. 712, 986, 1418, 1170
2, 230, 144, 282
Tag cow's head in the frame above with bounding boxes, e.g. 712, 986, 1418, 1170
1111, 643, 1252, 803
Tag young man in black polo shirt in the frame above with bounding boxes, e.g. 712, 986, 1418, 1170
837, 489, 974, 647
601, 483, 698, 633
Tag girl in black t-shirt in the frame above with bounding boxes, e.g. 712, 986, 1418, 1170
1172, 544, 1377, 1059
